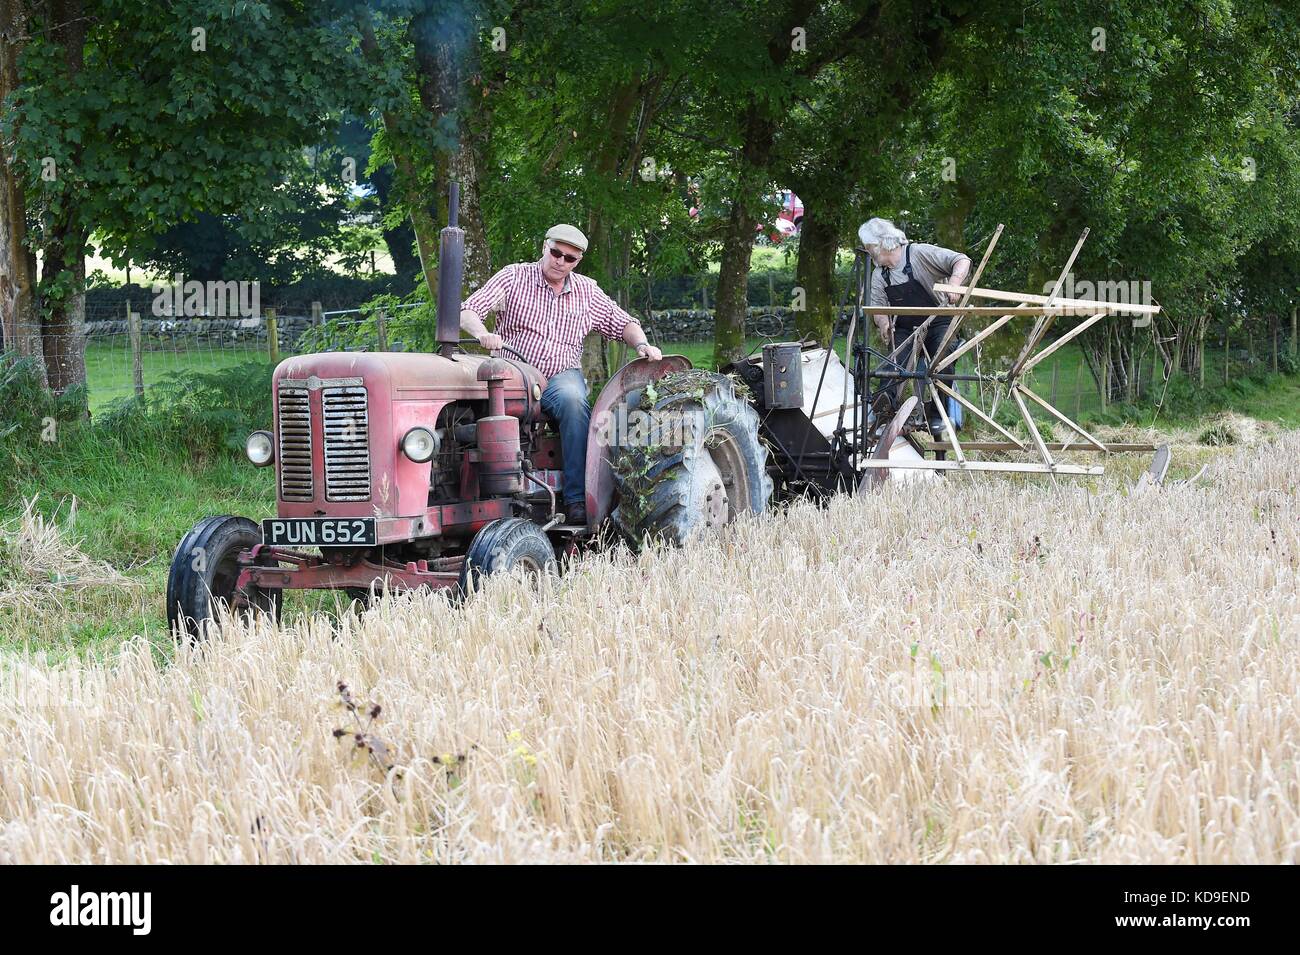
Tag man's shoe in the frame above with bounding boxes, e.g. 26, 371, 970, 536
565, 502, 588, 525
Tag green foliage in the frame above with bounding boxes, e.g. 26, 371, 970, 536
95, 362, 274, 457
0, 356, 86, 452
5, 1, 369, 269
295, 289, 441, 354
1198, 419, 1239, 447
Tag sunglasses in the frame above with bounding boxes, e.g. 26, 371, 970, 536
548, 246, 581, 264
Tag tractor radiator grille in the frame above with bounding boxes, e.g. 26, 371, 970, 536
322, 386, 371, 501
277, 386, 313, 501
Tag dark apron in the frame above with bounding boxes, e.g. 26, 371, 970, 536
881, 242, 951, 361
881, 243, 959, 427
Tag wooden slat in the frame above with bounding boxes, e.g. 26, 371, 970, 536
1010, 229, 1089, 377
931, 380, 1027, 450
929, 383, 965, 463
933, 314, 1014, 372
920, 441, 1157, 453
933, 283, 1161, 314
1016, 383, 1108, 452
1020, 311, 1108, 374
860, 459, 1103, 475
1011, 386, 1054, 467
868, 305, 1122, 316
934, 223, 1005, 360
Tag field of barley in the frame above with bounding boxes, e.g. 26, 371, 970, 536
1, 432, 1297, 864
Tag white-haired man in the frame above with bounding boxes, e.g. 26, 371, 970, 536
459, 224, 662, 526
859, 217, 971, 430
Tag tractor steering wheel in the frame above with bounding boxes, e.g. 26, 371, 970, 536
491, 344, 530, 364
456, 337, 529, 364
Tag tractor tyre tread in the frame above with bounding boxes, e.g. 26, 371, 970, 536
459, 518, 558, 593
167, 515, 280, 642
611, 372, 771, 548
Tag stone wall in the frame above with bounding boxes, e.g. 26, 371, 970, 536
83, 307, 861, 349
84, 315, 314, 348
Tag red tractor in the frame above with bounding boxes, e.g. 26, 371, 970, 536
167, 189, 773, 639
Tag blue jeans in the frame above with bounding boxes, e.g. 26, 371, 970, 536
540, 368, 590, 505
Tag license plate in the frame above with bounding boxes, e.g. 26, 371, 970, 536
262, 517, 376, 547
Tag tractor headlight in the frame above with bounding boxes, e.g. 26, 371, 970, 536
246, 430, 274, 466
401, 427, 438, 463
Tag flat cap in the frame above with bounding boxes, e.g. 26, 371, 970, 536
545, 223, 588, 252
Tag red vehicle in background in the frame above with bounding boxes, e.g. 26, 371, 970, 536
687, 185, 803, 244
765, 190, 804, 243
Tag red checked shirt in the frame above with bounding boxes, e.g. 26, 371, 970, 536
461, 261, 634, 378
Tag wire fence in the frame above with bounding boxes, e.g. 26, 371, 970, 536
3, 302, 1296, 419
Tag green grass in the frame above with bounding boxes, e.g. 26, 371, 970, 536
85, 338, 274, 412
0, 437, 276, 656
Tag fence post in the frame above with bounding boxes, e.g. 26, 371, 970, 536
375, 308, 388, 351
1292, 306, 1298, 360
128, 304, 144, 397
311, 301, 322, 327
1224, 330, 1230, 385
266, 309, 279, 365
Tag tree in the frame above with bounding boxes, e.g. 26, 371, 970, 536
0, 0, 43, 384
1, 0, 362, 395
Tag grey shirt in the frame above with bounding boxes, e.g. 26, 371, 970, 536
869, 242, 970, 310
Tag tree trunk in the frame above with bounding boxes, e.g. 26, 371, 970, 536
1198, 325, 1206, 388
580, 77, 659, 385
711, 0, 806, 372
358, 14, 440, 302
40, 233, 87, 394
0, 0, 45, 385
36, 0, 88, 400
410, 4, 492, 297
713, 197, 755, 368
794, 204, 839, 345
451, 136, 491, 290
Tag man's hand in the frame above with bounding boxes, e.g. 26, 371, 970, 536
635, 342, 663, 361
477, 332, 503, 351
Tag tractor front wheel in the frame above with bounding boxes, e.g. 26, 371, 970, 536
167, 516, 281, 642
459, 518, 559, 594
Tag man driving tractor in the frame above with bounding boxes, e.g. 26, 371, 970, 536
459, 224, 663, 526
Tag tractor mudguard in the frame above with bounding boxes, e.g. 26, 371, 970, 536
584, 355, 693, 526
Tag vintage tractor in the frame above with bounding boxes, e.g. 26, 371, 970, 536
167, 188, 773, 639
168, 203, 1161, 640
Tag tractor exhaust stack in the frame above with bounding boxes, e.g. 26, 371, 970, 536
437, 181, 465, 357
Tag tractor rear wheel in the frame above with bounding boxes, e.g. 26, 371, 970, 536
459, 518, 558, 593
612, 370, 772, 547
167, 515, 281, 642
